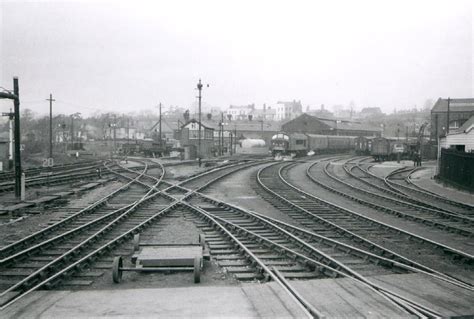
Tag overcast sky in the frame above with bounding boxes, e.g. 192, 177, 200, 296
0, 0, 472, 117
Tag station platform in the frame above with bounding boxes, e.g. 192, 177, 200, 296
3, 273, 473, 318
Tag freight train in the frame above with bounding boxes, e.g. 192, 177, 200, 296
270, 132, 356, 156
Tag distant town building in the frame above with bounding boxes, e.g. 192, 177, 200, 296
431, 98, 474, 139
276, 100, 303, 121
251, 104, 277, 121
227, 104, 255, 121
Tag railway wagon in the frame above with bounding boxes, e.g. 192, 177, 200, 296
327, 135, 356, 151
270, 132, 308, 156
354, 136, 373, 155
306, 134, 329, 151
307, 134, 355, 153
371, 137, 391, 161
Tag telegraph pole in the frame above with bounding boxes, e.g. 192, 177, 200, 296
127, 116, 130, 145
220, 112, 224, 156
234, 126, 237, 154
159, 102, 162, 146
197, 80, 203, 158
70, 115, 74, 151
113, 114, 117, 153
46, 93, 55, 158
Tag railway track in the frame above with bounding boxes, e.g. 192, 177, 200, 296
0, 165, 104, 194
0, 160, 104, 182
321, 158, 474, 237
100, 159, 445, 317
0, 159, 270, 310
1, 157, 469, 317
347, 159, 474, 219
250, 161, 473, 287
0, 160, 170, 308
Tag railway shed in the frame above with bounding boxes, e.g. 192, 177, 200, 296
281, 113, 381, 137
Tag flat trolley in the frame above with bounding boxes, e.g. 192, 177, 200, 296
112, 234, 208, 284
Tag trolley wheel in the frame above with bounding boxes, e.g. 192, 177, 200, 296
133, 234, 140, 252
193, 256, 201, 284
112, 256, 123, 283
199, 234, 206, 249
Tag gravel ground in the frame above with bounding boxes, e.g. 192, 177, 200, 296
204, 163, 298, 225
0, 180, 124, 248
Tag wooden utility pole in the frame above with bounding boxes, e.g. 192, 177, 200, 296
113, 114, 117, 153
219, 112, 223, 156
127, 116, 130, 145
46, 93, 55, 158
234, 126, 237, 154
70, 115, 74, 151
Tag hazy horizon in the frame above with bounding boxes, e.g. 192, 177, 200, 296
1, 0, 472, 117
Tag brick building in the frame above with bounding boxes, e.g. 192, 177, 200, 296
431, 98, 474, 139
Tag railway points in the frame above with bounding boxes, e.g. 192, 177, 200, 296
0, 155, 473, 317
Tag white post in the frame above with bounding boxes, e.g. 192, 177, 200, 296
9, 115, 13, 161
21, 172, 26, 201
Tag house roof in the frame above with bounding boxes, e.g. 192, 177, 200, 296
431, 98, 474, 113
290, 113, 381, 132
181, 119, 215, 130
320, 120, 381, 132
